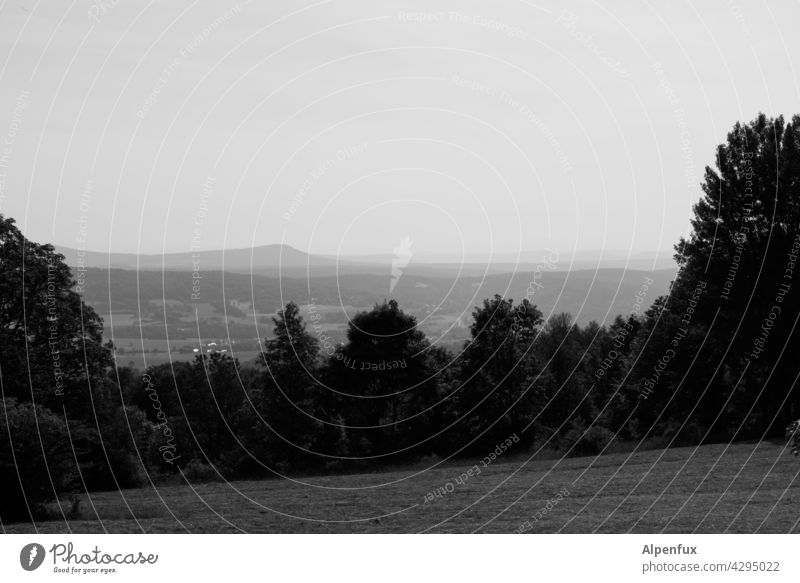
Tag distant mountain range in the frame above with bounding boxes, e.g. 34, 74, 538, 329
56, 244, 677, 277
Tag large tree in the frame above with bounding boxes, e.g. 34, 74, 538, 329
247, 302, 324, 471
628, 114, 800, 439
0, 215, 148, 501
451, 295, 545, 451
325, 300, 445, 458
0, 214, 111, 414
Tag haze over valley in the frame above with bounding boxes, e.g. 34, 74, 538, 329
59, 243, 675, 366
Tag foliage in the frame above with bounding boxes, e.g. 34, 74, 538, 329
323, 299, 443, 458
628, 114, 800, 438
0, 214, 111, 414
0, 398, 77, 521
448, 295, 545, 452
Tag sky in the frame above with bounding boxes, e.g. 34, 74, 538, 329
0, 0, 797, 260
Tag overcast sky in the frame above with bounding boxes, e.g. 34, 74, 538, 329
0, 0, 797, 260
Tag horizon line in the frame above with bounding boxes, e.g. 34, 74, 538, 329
51, 241, 677, 259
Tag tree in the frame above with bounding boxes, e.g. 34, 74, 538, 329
247, 302, 324, 471
620, 296, 709, 443
451, 295, 545, 451
0, 215, 151, 501
589, 315, 641, 433
182, 352, 246, 470
0, 214, 111, 414
630, 114, 800, 440
128, 361, 192, 423
129, 353, 247, 475
261, 302, 319, 413
325, 300, 443, 458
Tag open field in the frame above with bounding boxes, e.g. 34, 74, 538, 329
5, 441, 800, 534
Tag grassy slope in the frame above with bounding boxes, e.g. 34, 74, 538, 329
6, 441, 800, 534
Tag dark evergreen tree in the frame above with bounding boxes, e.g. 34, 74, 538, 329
325, 300, 444, 458
248, 302, 324, 471
627, 114, 800, 440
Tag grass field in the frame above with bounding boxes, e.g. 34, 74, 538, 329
6, 441, 800, 534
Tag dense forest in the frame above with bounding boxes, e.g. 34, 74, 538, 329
2, 114, 800, 523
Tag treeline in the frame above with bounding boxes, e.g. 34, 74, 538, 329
2, 113, 800, 523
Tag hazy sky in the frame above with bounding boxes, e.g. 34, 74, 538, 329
0, 0, 797, 259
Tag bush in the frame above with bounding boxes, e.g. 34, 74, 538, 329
71, 405, 151, 492
0, 398, 78, 522
581, 425, 616, 454
182, 459, 221, 483
563, 420, 615, 455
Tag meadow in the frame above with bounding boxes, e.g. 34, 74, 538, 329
6, 441, 799, 534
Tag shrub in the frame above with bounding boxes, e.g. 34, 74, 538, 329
0, 398, 78, 522
580, 425, 616, 454
563, 420, 615, 455
182, 459, 221, 483
75, 406, 150, 492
